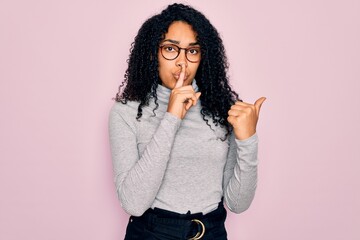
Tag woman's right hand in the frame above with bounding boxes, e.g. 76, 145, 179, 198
167, 64, 201, 119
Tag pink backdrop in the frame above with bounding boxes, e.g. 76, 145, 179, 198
1, 0, 359, 239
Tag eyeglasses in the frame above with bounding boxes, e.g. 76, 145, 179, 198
159, 44, 201, 63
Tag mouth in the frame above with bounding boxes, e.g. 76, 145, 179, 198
173, 72, 189, 81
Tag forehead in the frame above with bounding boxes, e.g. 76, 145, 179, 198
164, 21, 197, 43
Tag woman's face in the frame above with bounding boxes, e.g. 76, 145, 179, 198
158, 21, 201, 89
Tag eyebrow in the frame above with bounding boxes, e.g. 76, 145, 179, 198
162, 39, 200, 46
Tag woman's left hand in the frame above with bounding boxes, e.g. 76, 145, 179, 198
227, 97, 266, 140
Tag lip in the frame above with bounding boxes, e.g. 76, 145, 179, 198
173, 72, 189, 81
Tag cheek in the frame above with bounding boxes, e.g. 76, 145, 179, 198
158, 59, 174, 85
157, 57, 165, 77
191, 63, 200, 77
158, 61, 170, 78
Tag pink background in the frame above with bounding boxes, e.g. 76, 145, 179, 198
1, 0, 359, 239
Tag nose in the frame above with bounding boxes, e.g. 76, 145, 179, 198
175, 49, 188, 68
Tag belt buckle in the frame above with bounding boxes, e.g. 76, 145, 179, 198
188, 219, 205, 240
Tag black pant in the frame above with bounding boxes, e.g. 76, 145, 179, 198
124, 201, 227, 239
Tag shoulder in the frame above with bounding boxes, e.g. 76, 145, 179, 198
109, 100, 140, 122
111, 100, 139, 114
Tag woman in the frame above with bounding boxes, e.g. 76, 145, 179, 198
109, 3, 265, 239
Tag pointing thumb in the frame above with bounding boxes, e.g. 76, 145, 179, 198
254, 97, 266, 114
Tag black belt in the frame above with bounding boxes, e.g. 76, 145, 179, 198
137, 201, 226, 239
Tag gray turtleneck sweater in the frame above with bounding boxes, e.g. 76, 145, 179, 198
109, 81, 259, 216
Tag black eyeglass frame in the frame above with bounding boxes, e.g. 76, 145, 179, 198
159, 44, 201, 63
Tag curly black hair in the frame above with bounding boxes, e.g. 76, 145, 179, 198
115, 3, 240, 138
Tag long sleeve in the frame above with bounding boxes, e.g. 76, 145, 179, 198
109, 104, 181, 216
223, 133, 259, 213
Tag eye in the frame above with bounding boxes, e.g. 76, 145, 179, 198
188, 48, 200, 55
163, 45, 178, 52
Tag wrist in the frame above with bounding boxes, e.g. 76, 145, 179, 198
234, 129, 256, 140
166, 109, 183, 119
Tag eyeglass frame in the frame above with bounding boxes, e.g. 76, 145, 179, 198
159, 44, 202, 63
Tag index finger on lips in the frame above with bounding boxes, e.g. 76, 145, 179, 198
174, 64, 186, 89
